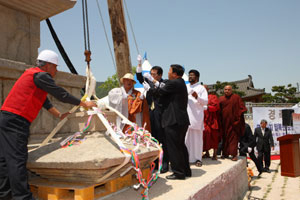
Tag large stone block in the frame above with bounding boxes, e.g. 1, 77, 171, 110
0, 0, 77, 21
0, 5, 40, 65
67, 111, 117, 133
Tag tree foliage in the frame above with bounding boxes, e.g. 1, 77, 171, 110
262, 84, 300, 103
96, 66, 136, 98
213, 81, 245, 97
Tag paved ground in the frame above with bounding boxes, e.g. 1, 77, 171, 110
243, 159, 300, 200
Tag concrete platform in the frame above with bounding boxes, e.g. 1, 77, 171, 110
98, 157, 248, 200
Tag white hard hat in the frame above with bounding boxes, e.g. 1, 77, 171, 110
37, 50, 59, 65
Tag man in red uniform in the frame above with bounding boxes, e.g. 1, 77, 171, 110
219, 85, 247, 161
0, 50, 96, 200
202, 85, 221, 160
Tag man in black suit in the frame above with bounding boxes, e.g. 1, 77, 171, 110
136, 64, 165, 142
254, 119, 274, 173
136, 58, 169, 172
146, 64, 191, 180
239, 123, 263, 176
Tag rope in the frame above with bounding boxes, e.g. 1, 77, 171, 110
45, 19, 78, 75
81, 0, 87, 51
82, 0, 91, 67
95, 0, 117, 71
84, 0, 91, 51
123, 0, 140, 55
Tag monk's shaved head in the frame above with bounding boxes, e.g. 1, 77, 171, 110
224, 85, 232, 97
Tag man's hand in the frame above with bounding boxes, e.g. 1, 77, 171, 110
80, 101, 97, 109
60, 112, 70, 120
192, 91, 198, 99
137, 54, 142, 64
142, 81, 150, 91
272, 147, 275, 151
143, 73, 154, 82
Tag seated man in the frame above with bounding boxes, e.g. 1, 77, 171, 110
108, 73, 151, 132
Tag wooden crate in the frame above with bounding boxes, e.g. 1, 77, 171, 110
30, 168, 150, 200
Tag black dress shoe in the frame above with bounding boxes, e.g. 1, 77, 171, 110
166, 173, 185, 180
263, 168, 271, 173
185, 172, 192, 177
258, 171, 263, 177
160, 168, 169, 174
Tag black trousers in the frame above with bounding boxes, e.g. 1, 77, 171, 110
0, 111, 34, 200
149, 109, 169, 170
164, 124, 191, 177
249, 150, 263, 173
258, 150, 271, 169
240, 147, 263, 173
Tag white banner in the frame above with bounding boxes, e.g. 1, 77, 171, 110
252, 107, 295, 154
292, 113, 300, 134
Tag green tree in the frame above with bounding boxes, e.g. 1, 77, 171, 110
262, 84, 300, 103
96, 66, 137, 98
99, 74, 120, 91
213, 81, 245, 97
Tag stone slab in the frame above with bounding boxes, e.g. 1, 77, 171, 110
0, 0, 76, 20
28, 131, 159, 184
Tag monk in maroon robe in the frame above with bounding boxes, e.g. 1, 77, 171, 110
203, 85, 221, 160
219, 85, 247, 161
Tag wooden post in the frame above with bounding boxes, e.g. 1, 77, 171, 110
107, 0, 132, 82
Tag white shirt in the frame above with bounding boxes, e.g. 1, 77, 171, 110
186, 82, 208, 130
261, 127, 265, 136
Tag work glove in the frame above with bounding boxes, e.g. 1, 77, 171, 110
159, 82, 166, 88
203, 105, 208, 110
137, 54, 142, 64
248, 147, 252, 153
143, 73, 154, 82
136, 55, 143, 73
143, 81, 150, 91
139, 94, 144, 100
154, 81, 159, 88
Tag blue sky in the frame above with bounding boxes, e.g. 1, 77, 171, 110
39, 0, 300, 93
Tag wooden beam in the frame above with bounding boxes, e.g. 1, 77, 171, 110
107, 0, 132, 82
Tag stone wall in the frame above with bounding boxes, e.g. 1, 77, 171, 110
0, 59, 86, 136
0, 4, 40, 65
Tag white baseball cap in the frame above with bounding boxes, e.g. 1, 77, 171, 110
37, 50, 59, 65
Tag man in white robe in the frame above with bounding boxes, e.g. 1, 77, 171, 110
108, 73, 151, 132
185, 70, 208, 167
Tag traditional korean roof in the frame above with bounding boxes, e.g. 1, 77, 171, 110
208, 75, 266, 99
